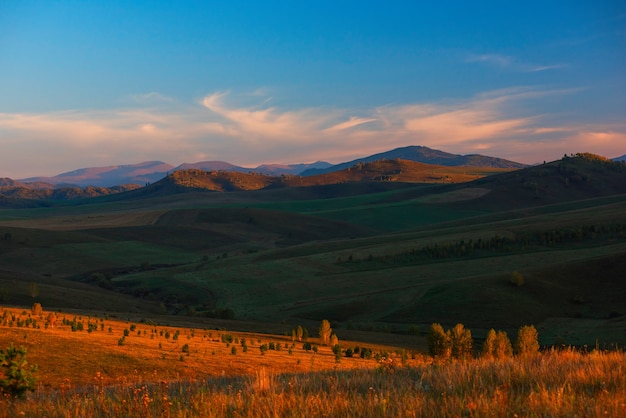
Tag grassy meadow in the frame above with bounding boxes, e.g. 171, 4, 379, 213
0, 155, 625, 415
1, 306, 625, 417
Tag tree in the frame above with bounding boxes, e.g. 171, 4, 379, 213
296, 325, 303, 342
31, 303, 42, 317
482, 329, 497, 359
494, 331, 513, 359
428, 323, 451, 358
450, 323, 473, 360
0, 344, 38, 398
329, 333, 339, 348
319, 320, 332, 346
515, 325, 540, 356
46, 312, 57, 328
483, 329, 512, 359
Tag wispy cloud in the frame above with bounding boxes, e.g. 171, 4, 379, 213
466, 53, 566, 72
0, 88, 623, 178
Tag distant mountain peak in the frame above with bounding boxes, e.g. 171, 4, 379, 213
19, 161, 175, 187
300, 145, 526, 176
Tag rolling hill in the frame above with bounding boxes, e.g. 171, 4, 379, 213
0, 184, 141, 202
300, 145, 527, 176
0, 152, 624, 349
12, 145, 523, 187
20, 161, 175, 187
125, 159, 513, 197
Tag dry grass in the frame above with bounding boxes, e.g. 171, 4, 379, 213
1, 306, 625, 416
0, 306, 407, 388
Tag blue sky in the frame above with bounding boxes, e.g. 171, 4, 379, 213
1, 1, 624, 178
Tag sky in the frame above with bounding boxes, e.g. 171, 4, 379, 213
1, 1, 625, 178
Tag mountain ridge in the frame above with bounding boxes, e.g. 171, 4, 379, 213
301, 145, 527, 176
12, 145, 538, 187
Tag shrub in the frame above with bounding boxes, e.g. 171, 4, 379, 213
332, 344, 342, 363
0, 345, 37, 398
509, 271, 525, 287
360, 347, 373, 359
408, 324, 420, 336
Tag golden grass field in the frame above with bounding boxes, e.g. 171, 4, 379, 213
0, 306, 408, 388
1, 305, 625, 417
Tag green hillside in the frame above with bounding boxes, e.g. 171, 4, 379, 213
0, 154, 624, 348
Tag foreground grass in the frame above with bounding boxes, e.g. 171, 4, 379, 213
1, 306, 625, 416
1, 350, 624, 417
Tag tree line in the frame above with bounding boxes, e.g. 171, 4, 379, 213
428, 323, 540, 360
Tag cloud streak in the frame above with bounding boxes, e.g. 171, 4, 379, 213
466, 53, 566, 72
0, 88, 623, 178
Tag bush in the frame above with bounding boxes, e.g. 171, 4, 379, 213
332, 344, 342, 363
0, 345, 38, 398
509, 271, 525, 287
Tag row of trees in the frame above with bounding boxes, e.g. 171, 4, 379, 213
428, 323, 539, 360
339, 221, 626, 268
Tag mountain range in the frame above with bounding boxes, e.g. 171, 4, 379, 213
16, 146, 526, 187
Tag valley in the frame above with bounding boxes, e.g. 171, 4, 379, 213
0, 153, 624, 349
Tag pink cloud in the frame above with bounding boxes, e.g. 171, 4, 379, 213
0, 88, 624, 178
